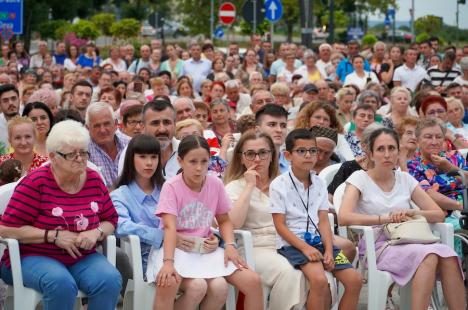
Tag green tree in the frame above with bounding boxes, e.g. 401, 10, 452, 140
320, 10, 350, 28
415, 15, 443, 35
37, 20, 68, 40
362, 33, 378, 47
110, 18, 141, 39
91, 13, 116, 36
71, 20, 100, 40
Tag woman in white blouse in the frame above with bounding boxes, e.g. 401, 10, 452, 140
344, 55, 379, 90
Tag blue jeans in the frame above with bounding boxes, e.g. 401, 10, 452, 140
0, 253, 122, 310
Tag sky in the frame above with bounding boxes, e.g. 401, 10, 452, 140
369, 0, 468, 29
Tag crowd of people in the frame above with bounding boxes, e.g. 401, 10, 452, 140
0, 33, 467, 310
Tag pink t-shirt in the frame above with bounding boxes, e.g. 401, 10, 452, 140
156, 174, 232, 238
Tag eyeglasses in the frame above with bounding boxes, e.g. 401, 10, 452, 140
126, 120, 143, 126
292, 147, 318, 157
56, 151, 90, 161
241, 149, 272, 161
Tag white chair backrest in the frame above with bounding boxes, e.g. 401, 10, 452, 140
332, 182, 347, 215
0, 181, 19, 215
458, 148, 468, 159
318, 163, 342, 187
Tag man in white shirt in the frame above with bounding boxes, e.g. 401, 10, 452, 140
393, 47, 427, 92
30, 41, 50, 69
225, 80, 251, 117
182, 43, 212, 93
0, 84, 20, 148
315, 43, 333, 78
270, 43, 302, 83
127, 45, 151, 74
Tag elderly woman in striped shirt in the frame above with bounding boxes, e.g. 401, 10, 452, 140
0, 120, 121, 310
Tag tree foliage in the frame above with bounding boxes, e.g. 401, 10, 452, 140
37, 20, 68, 40
415, 15, 443, 35
91, 13, 116, 36
71, 20, 100, 40
362, 34, 378, 47
110, 19, 141, 39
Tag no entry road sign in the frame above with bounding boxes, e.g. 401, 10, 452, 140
219, 2, 236, 25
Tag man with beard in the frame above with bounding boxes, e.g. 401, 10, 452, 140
118, 99, 180, 179
0, 84, 20, 148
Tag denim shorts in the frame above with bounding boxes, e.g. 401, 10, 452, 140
278, 244, 353, 270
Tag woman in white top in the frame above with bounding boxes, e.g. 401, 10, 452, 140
344, 55, 379, 90
277, 53, 298, 84
101, 46, 127, 73
381, 86, 412, 130
63, 44, 79, 72
339, 127, 465, 310
224, 131, 311, 310
446, 97, 468, 140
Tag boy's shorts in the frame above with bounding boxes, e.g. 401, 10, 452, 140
278, 244, 352, 270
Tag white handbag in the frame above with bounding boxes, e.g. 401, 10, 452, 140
383, 215, 440, 245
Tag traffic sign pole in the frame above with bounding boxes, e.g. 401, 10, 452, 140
210, 0, 214, 39
253, 0, 257, 34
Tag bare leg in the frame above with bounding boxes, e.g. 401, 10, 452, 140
225, 269, 263, 310
333, 269, 362, 310
438, 256, 466, 310
153, 275, 181, 310
175, 278, 207, 310
200, 277, 229, 310
333, 236, 356, 263
411, 254, 438, 310
300, 262, 329, 310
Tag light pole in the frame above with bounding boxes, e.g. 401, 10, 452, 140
410, 0, 415, 42
210, 0, 214, 40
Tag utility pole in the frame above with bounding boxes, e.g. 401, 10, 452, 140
410, 0, 415, 42
210, 0, 214, 40
299, 0, 313, 48
456, 0, 460, 45
253, 0, 257, 34
328, 0, 335, 43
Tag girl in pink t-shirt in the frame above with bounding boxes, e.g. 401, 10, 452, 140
147, 135, 263, 310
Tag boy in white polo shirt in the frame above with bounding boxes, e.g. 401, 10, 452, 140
269, 128, 362, 310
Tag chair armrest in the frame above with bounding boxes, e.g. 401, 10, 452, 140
328, 213, 335, 228
0, 237, 25, 290
102, 235, 116, 267
234, 229, 255, 270
120, 235, 144, 282
430, 223, 454, 249
349, 225, 378, 271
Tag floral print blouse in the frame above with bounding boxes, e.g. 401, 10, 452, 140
344, 131, 364, 157
407, 150, 468, 202
0, 152, 49, 174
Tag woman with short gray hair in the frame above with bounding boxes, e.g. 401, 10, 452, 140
0, 120, 122, 310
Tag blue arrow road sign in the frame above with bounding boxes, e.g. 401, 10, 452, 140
214, 26, 224, 39
264, 0, 283, 23
0, 0, 23, 34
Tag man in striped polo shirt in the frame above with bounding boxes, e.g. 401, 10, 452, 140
423, 50, 461, 93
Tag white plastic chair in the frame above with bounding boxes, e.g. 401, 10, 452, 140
458, 148, 468, 159
0, 181, 19, 214
256, 214, 339, 310
0, 179, 117, 310
0, 235, 117, 310
333, 183, 454, 310
318, 163, 342, 187
120, 231, 251, 310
